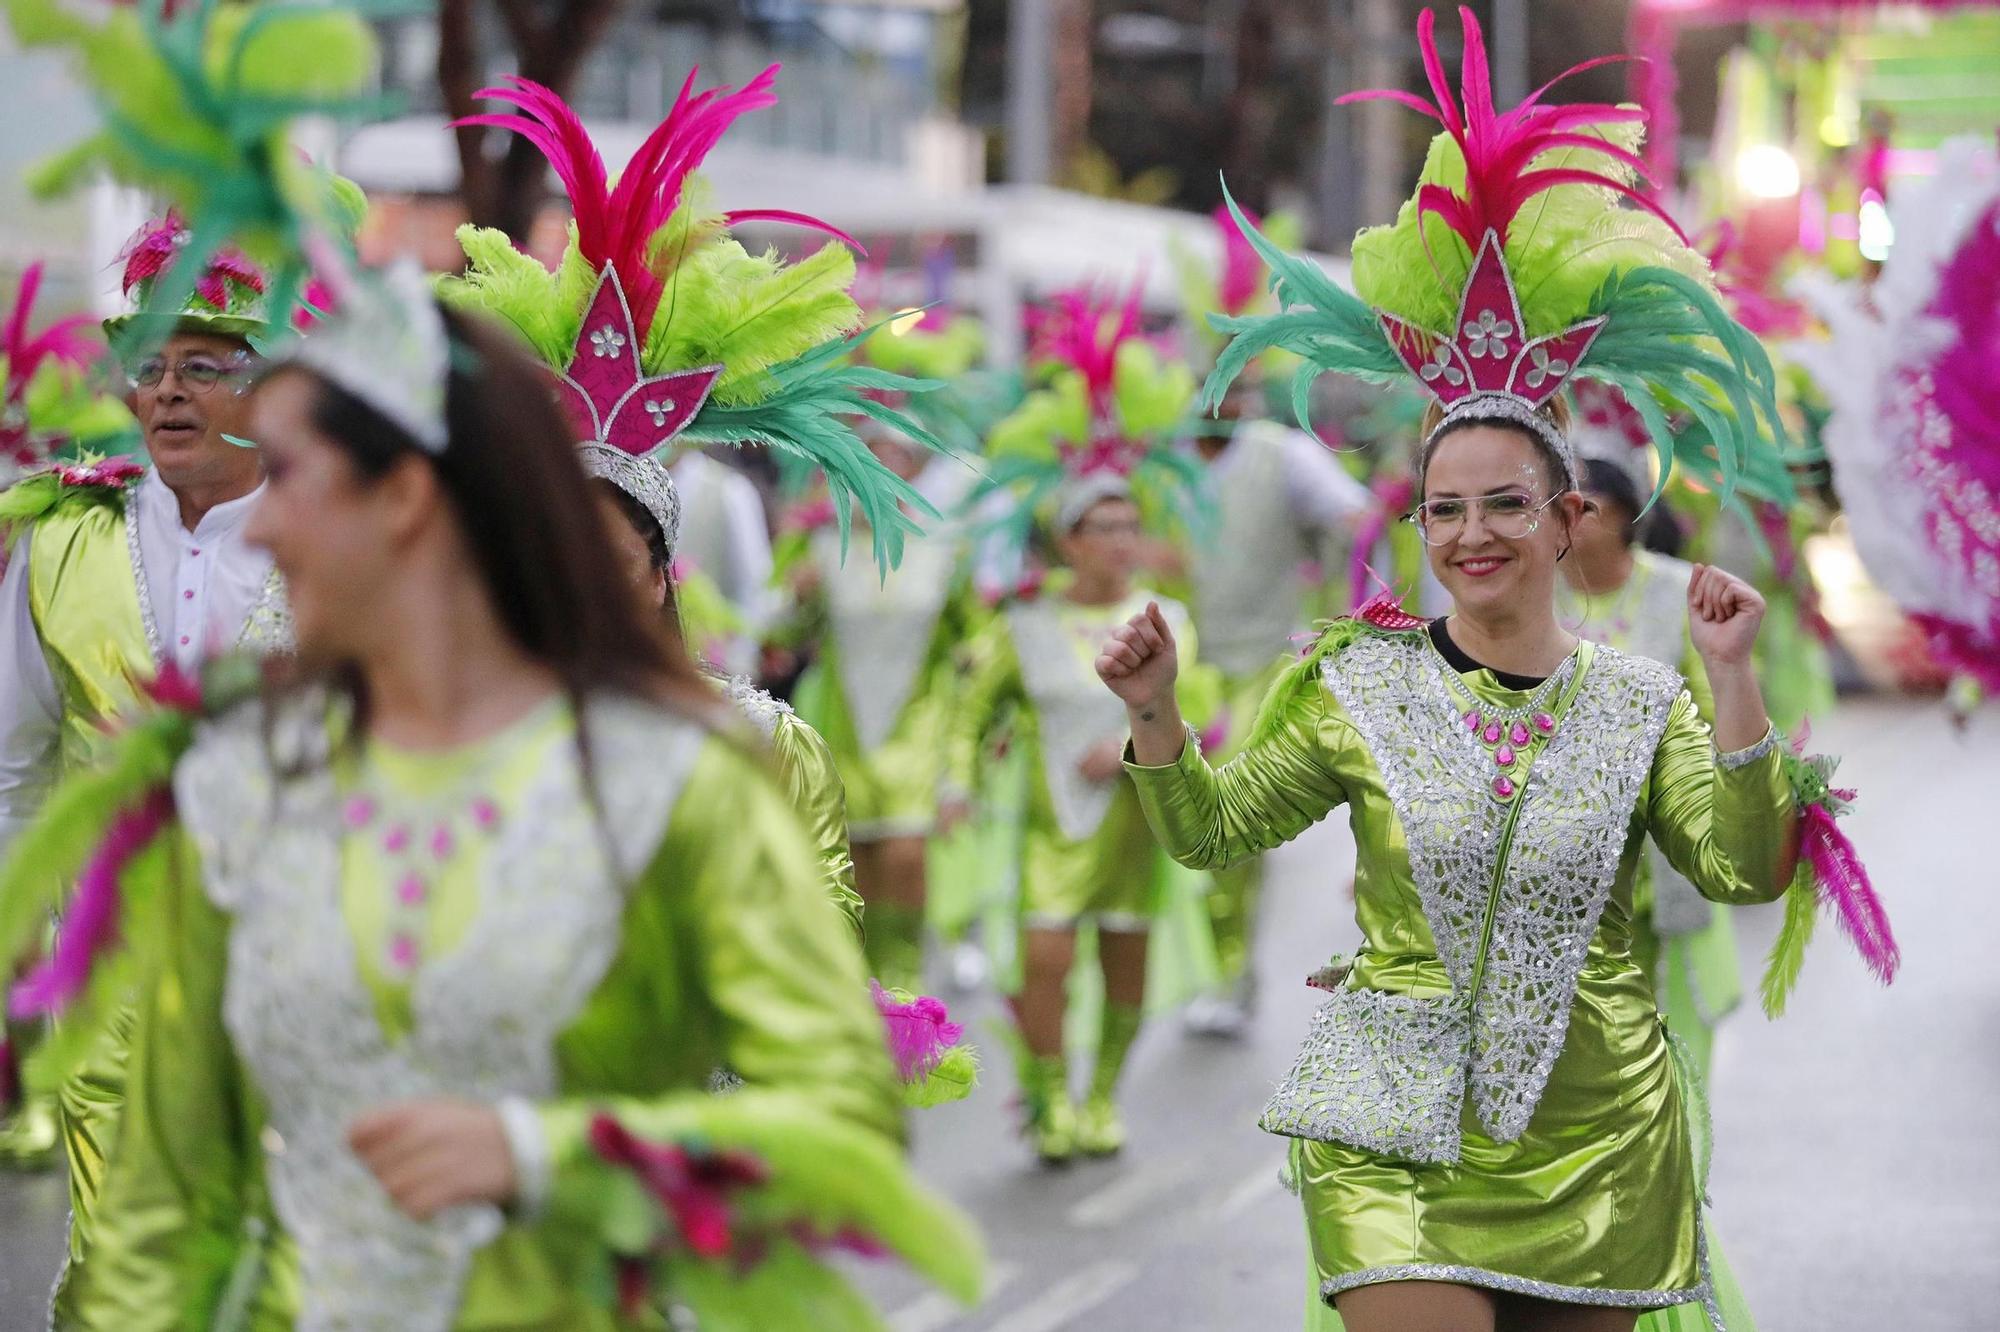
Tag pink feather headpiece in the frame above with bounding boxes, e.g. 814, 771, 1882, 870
1335, 6, 1679, 462
115, 213, 268, 322
454, 66, 858, 467
3, 263, 102, 466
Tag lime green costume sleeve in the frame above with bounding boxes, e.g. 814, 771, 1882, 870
766, 709, 863, 932
1645, 696, 1798, 906
1125, 676, 1352, 871
943, 612, 1024, 799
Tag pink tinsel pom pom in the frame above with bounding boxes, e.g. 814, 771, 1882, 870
871, 979, 963, 1084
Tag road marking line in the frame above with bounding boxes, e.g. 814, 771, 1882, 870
889, 1262, 1020, 1332
1065, 1164, 1194, 1228
1217, 1163, 1286, 1221
984, 1259, 1140, 1332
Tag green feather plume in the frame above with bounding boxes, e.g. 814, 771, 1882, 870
1242, 618, 1388, 753
680, 329, 944, 575
1759, 872, 1819, 1019
902, 1044, 980, 1110
436, 225, 576, 369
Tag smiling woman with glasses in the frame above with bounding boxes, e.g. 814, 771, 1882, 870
1086, 11, 1891, 1332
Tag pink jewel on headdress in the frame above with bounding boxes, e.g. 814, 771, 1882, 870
1379, 233, 1606, 413
555, 267, 723, 458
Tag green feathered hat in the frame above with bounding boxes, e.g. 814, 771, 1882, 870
436, 67, 948, 575
1204, 6, 1791, 506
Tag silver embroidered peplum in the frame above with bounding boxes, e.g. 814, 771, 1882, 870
820, 529, 956, 753
1260, 633, 1680, 1162
176, 689, 701, 1332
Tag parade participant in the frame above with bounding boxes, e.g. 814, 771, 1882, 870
0, 218, 293, 1280
1558, 427, 1742, 1082
667, 446, 775, 676
1100, 10, 1894, 1327
2, 264, 982, 1329
785, 310, 990, 990
949, 284, 1216, 1164
1178, 365, 1368, 1037
0, 262, 138, 1169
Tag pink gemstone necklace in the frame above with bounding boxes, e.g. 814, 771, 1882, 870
340, 784, 505, 979
1448, 657, 1575, 802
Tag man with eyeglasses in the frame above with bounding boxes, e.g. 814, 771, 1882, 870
0, 217, 291, 1280
1168, 366, 1371, 1038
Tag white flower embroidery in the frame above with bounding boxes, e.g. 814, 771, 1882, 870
1462, 308, 1514, 359
1522, 345, 1570, 389
644, 398, 676, 427
589, 326, 627, 359
1419, 344, 1466, 387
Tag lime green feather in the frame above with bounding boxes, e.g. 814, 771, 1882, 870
861, 316, 984, 382
1759, 872, 1819, 1019
1111, 341, 1195, 441
647, 241, 861, 406
902, 1043, 980, 1109
1242, 619, 1376, 753
436, 225, 576, 369
1349, 133, 1476, 336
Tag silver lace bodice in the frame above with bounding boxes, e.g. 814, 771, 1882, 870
1263, 633, 1680, 1161
176, 690, 702, 1331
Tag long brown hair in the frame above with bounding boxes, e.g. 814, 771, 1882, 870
278, 304, 711, 723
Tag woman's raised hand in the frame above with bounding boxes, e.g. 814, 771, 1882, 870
1096, 601, 1180, 709
1686, 562, 1766, 669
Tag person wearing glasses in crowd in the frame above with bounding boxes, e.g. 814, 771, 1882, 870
1091, 11, 1881, 1327
0, 216, 294, 1310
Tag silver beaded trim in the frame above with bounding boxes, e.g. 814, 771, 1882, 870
1716, 723, 1780, 769
578, 442, 683, 558
1425, 393, 1579, 489
1319, 1263, 1710, 1313
122, 487, 165, 667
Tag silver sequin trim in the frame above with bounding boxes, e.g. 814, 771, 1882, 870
579, 442, 683, 557
718, 671, 792, 742
1425, 392, 1579, 488
1319, 1263, 1710, 1314
122, 488, 164, 666
1716, 723, 1780, 769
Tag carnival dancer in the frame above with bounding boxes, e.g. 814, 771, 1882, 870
1557, 426, 1742, 1083
780, 304, 994, 990
0, 263, 137, 1169
1099, 10, 1894, 1327
948, 285, 1217, 1163
1178, 380, 1368, 1034
2, 264, 982, 1329
0, 218, 295, 1283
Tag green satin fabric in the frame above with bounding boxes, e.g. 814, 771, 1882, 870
60, 732, 899, 1330
1129, 636, 1795, 1300
25, 501, 154, 772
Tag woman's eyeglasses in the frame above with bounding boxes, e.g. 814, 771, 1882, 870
129, 353, 257, 394
1406, 492, 1559, 546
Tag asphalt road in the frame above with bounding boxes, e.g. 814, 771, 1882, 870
0, 694, 1992, 1330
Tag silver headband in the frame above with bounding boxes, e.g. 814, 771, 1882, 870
1422, 392, 1578, 491
580, 443, 683, 559
288, 258, 451, 456
1054, 472, 1134, 534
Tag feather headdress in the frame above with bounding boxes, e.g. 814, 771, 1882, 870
1204, 6, 1788, 504
972, 281, 1201, 552
438, 68, 944, 574
5, 0, 387, 357
1, 264, 136, 481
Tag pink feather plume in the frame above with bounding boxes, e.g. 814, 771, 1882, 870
456, 66, 858, 338
1336, 6, 1682, 248
1029, 280, 1146, 406
1799, 803, 1900, 986
870, 979, 963, 1084
116, 213, 266, 312
1214, 204, 1264, 316
8, 788, 174, 1020
3, 263, 99, 415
